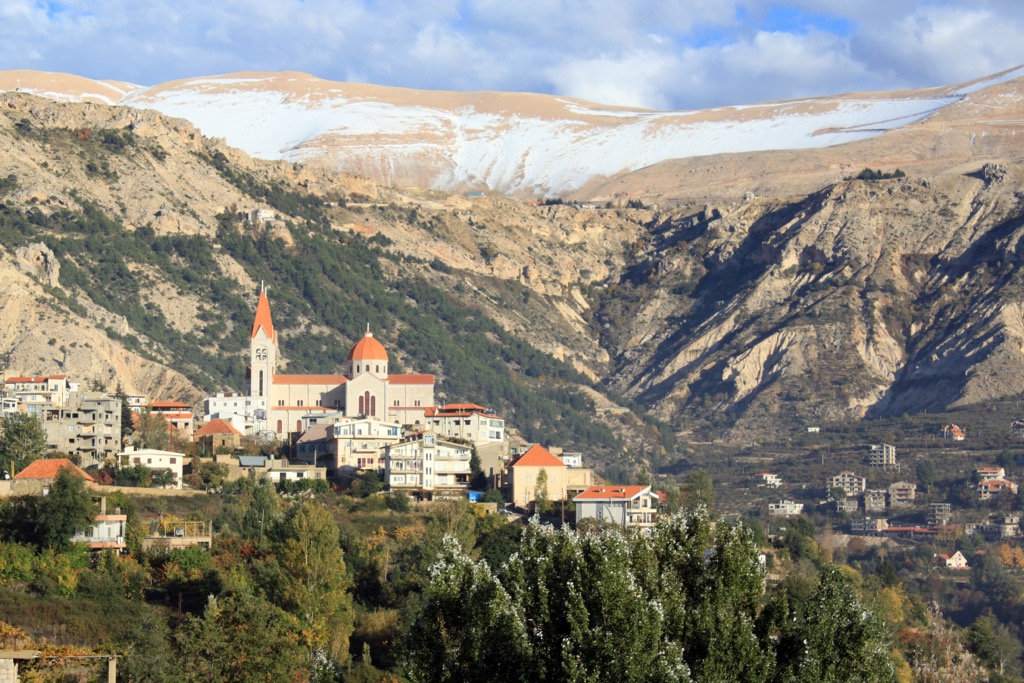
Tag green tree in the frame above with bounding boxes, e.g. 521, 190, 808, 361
241, 478, 279, 546
115, 383, 134, 440
271, 502, 354, 664
533, 468, 550, 514
402, 537, 531, 683
469, 448, 487, 491
36, 466, 95, 550
684, 470, 714, 514
969, 613, 1023, 679
0, 413, 48, 474
776, 566, 895, 683
134, 408, 170, 450
916, 460, 936, 495
115, 608, 182, 682
177, 593, 307, 683
500, 520, 688, 682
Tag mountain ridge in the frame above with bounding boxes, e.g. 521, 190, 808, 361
5, 66, 1023, 197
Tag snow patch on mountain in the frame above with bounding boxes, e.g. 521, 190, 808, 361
5, 66, 1024, 195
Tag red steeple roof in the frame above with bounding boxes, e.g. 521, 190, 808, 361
250, 287, 276, 341
348, 329, 389, 362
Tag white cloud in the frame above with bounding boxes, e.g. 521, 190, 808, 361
0, 1, 1022, 109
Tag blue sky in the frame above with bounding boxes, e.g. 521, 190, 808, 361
2, 0, 1023, 110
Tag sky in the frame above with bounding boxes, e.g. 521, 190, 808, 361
2, 0, 1023, 111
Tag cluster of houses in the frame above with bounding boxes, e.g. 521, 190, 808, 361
760, 452, 1022, 548
0, 288, 660, 531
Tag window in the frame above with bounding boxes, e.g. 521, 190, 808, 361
414, 400, 421, 407
375, 364, 380, 373
297, 400, 304, 407
394, 400, 399, 406
170, 458, 176, 464
277, 420, 283, 433
315, 399, 321, 406
258, 370, 264, 397
278, 400, 285, 407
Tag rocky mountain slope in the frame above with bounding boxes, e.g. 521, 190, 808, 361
4, 67, 1023, 198
2, 70, 1024, 455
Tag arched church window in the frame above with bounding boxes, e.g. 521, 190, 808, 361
358, 395, 364, 414
370, 395, 376, 416
277, 420, 283, 433
375, 365, 380, 373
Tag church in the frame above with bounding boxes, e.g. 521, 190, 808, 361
210, 287, 435, 437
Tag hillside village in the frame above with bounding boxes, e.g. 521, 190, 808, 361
4, 284, 1023, 546
0, 286, 658, 531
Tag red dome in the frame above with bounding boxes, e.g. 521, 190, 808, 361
348, 330, 389, 362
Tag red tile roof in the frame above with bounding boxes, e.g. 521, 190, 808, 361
390, 374, 434, 385
348, 330, 389, 362
14, 458, 94, 482
442, 403, 487, 412
194, 418, 242, 436
250, 288, 276, 341
274, 374, 348, 385
574, 485, 649, 501
510, 444, 566, 468
6, 375, 67, 383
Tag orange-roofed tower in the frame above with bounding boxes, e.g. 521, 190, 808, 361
249, 285, 278, 403
345, 328, 390, 418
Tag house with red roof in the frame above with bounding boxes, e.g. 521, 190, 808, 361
193, 418, 242, 454
148, 401, 194, 436
3, 375, 72, 416
978, 479, 1018, 501
206, 286, 435, 438
935, 550, 969, 569
574, 485, 657, 529
506, 444, 572, 510
11, 458, 96, 495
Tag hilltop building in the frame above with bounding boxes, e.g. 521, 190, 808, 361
204, 287, 435, 437
827, 471, 866, 496
868, 444, 896, 469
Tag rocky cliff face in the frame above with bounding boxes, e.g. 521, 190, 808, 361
2, 86, 1024, 446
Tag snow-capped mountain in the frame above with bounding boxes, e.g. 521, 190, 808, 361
2, 67, 1023, 196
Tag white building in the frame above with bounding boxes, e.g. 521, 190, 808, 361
768, 500, 804, 517
425, 403, 505, 446
120, 446, 185, 489
868, 444, 896, 469
828, 471, 866, 496
976, 466, 1006, 482
573, 485, 657, 530
384, 431, 472, 500
755, 473, 782, 488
